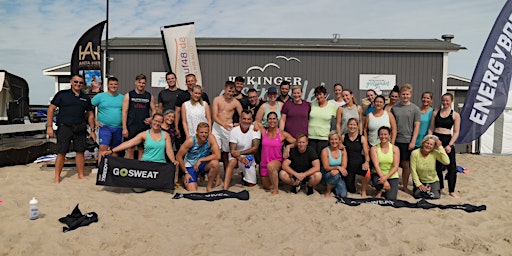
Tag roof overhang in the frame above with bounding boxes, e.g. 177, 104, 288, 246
104, 37, 466, 53
42, 63, 71, 76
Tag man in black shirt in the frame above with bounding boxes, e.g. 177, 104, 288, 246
280, 134, 321, 195
244, 88, 265, 120
157, 72, 185, 113
277, 81, 292, 103
46, 74, 96, 184
233, 76, 248, 124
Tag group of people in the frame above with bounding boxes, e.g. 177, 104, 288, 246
47, 73, 460, 199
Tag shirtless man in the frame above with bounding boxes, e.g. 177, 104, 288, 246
212, 81, 243, 184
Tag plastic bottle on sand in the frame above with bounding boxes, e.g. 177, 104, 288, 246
29, 197, 39, 220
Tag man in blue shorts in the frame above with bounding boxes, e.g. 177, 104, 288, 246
46, 74, 96, 184
91, 76, 124, 163
176, 122, 221, 192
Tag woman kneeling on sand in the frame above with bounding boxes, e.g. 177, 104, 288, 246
320, 131, 348, 198
370, 126, 400, 199
102, 113, 178, 193
257, 112, 295, 195
410, 135, 449, 199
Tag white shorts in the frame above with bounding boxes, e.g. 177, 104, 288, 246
233, 157, 257, 184
212, 122, 232, 152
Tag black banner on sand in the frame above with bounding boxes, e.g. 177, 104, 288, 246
336, 197, 486, 213
96, 156, 175, 189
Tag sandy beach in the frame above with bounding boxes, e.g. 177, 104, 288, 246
0, 154, 511, 255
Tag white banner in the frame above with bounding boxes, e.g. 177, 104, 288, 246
0, 71, 5, 92
151, 72, 167, 88
161, 22, 202, 90
359, 74, 396, 91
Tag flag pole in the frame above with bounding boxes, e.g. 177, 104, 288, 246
105, 0, 109, 77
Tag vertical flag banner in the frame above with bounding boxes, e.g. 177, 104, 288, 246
161, 22, 202, 89
457, 0, 512, 144
70, 21, 106, 92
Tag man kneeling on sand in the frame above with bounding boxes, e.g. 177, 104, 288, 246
279, 133, 322, 195
223, 110, 261, 189
176, 122, 221, 192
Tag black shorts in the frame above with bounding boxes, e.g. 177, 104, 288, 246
396, 142, 411, 161
56, 125, 87, 154
293, 175, 311, 185
347, 163, 367, 176
124, 128, 146, 147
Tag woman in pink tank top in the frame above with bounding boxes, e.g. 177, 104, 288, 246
257, 111, 295, 195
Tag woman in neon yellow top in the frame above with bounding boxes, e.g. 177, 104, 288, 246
410, 135, 449, 199
370, 126, 400, 199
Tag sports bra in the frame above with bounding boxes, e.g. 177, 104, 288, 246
434, 110, 454, 129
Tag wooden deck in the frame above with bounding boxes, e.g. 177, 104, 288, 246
39, 158, 98, 172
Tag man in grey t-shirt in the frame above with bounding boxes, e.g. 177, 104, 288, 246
391, 84, 420, 194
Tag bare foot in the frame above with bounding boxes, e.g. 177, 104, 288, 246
206, 186, 212, 192
376, 192, 382, 198
215, 179, 222, 187
324, 193, 331, 198
271, 190, 279, 195
54, 178, 60, 184
401, 187, 411, 194
361, 192, 367, 198
78, 176, 88, 181
449, 192, 459, 198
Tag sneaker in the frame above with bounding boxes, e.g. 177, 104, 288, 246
291, 185, 300, 194
306, 186, 314, 196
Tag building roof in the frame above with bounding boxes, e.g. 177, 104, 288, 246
43, 36, 465, 73
447, 74, 471, 90
42, 63, 70, 76
105, 36, 465, 52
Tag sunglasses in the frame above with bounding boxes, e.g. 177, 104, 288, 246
73, 81, 84, 85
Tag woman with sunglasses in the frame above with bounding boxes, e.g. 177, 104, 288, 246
255, 86, 283, 127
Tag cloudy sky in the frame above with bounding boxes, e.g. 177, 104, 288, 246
0, 0, 507, 104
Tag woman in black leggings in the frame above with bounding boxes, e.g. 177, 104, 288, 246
341, 118, 371, 197
428, 93, 461, 197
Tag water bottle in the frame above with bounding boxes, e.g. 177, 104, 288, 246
245, 155, 253, 168
29, 197, 39, 220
